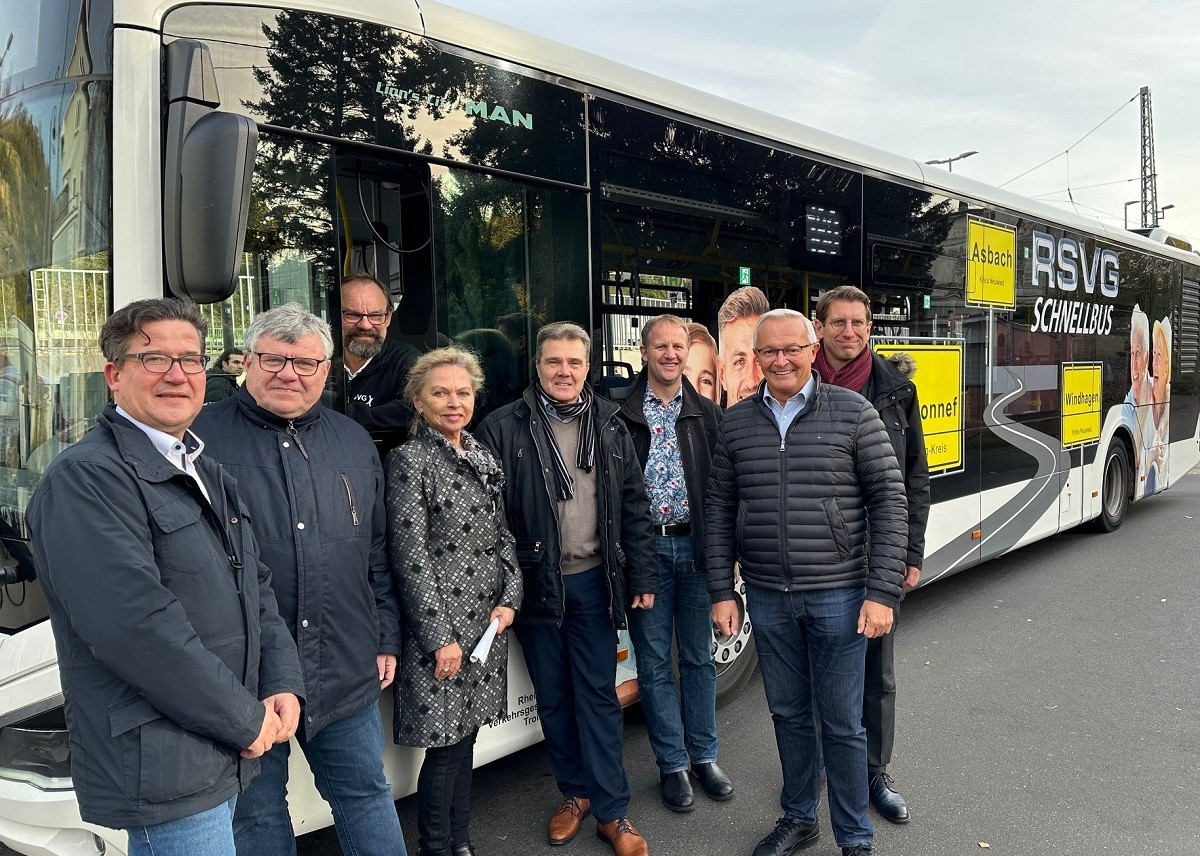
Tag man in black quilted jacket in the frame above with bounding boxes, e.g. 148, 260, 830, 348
706, 309, 907, 856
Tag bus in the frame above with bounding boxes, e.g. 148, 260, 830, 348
1, 0, 1197, 852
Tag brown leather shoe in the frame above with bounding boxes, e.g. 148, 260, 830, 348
596, 817, 649, 856
547, 796, 590, 845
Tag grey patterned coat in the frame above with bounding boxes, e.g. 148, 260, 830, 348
386, 424, 523, 747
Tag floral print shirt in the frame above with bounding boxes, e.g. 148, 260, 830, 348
642, 382, 689, 525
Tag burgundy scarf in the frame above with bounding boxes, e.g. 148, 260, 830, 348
815, 343, 872, 393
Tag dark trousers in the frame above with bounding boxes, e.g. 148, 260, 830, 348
863, 619, 897, 773
416, 730, 478, 852
515, 566, 630, 824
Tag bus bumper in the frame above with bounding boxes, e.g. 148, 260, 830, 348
0, 777, 124, 856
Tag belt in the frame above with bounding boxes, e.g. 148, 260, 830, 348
653, 521, 691, 537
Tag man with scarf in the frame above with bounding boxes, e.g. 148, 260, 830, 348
477, 321, 658, 856
813, 286, 930, 825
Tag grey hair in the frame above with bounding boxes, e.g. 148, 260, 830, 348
1130, 303, 1149, 347
754, 308, 816, 345
244, 303, 335, 359
639, 314, 689, 349
403, 347, 485, 436
99, 298, 207, 363
536, 321, 590, 362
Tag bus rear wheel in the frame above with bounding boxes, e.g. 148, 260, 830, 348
1093, 440, 1130, 532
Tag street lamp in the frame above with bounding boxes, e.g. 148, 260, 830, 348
1123, 200, 1140, 230
924, 150, 978, 173
1157, 203, 1175, 224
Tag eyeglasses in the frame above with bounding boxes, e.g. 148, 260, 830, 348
823, 318, 870, 332
253, 352, 329, 376
122, 352, 210, 374
753, 344, 817, 361
341, 310, 391, 326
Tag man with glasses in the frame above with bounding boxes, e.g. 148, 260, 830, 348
341, 273, 421, 458
706, 309, 906, 856
194, 303, 405, 856
814, 286, 929, 826
28, 298, 304, 856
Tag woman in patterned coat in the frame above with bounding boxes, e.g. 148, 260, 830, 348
386, 347, 522, 856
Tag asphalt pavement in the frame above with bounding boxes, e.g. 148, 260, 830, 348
4, 472, 1196, 856
295, 469, 1200, 856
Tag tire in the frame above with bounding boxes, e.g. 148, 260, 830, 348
1092, 439, 1130, 532
713, 576, 758, 707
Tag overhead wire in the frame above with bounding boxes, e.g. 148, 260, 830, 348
1000, 93, 1138, 188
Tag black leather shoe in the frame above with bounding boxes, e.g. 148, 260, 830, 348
751, 817, 818, 856
659, 770, 694, 812
690, 762, 734, 801
869, 770, 909, 823
842, 847, 873, 856
451, 845, 477, 856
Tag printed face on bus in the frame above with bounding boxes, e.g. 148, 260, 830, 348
414, 364, 476, 444
720, 314, 763, 406
537, 337, 589, 404
246, 333, 331, 420
685, 338, 720, 403
814, 298, 873, 371
1130, 331, 1148, 387
640, 319, 689, 392
754, 315, 818, 404
104, 320, 206, 440
341, 280, 392, 361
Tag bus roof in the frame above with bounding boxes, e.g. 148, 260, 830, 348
122, 0, 1198, 266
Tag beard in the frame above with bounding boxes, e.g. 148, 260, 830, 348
344, 330, 384, 360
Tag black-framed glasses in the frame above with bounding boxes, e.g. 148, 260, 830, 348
341, 310, 391, 326
253, 352, 329, 377
122, 352, 210, 374
753, 343, 817, 361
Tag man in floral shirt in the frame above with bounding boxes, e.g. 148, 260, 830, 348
615, 315, 730, 813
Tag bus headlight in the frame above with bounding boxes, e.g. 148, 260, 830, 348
0, 707, 73, 790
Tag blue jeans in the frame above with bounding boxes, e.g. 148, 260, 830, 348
628, 534, 719, 773
747, 584, 872, 850
515, 566, 630, 824
233, 702, 405, 856
127, 796, 237, 856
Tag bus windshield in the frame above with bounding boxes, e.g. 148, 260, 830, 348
0, 0, 113, 630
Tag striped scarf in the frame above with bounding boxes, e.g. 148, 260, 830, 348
535, 382, 596, 500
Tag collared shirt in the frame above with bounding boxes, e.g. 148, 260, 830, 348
345, 355, 374, 381
763, 374, 816, 438
115, 406, 211, 504
642, 382, 689, 525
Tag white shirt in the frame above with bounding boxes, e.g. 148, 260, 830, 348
115, 406, 211, 504
345, 355, 374, 381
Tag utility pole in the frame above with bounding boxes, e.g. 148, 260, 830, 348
1139, 86, 1159, 228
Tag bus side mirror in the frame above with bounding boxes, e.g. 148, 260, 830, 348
163, 39, 258, 304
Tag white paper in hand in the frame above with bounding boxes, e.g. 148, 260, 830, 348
469, 617, 502, 665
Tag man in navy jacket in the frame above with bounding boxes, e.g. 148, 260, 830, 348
29, 298, 303, 856
194, 303, 404, 856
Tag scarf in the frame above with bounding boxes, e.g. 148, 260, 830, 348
815, 343, 873, 393
535, 382, 596, 500
420, 422, 506, 510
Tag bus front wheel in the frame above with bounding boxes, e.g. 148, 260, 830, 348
713, 577, 757, 707
1093, 440, 1130, 532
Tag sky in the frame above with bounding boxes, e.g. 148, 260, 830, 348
443, 0, 1200, 244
